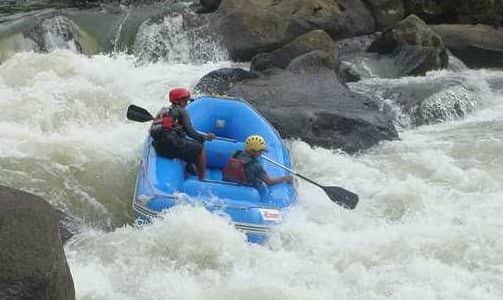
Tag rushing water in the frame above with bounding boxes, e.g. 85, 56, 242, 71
1, 50, 502, 299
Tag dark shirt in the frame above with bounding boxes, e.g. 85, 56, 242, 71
156, 105, 205, 143
235, 151, 266, 186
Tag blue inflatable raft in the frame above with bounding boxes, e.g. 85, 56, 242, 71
132, 96, 297, 243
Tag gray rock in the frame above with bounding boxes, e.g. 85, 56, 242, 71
0, 185, 75, 300
432, 24, 503, 69
286, 50, 338, 74
55, 208, 80, 244
368, 14, 448, 76
250, 29, 338, 72
194, 67, 258, 95
211, 0, 376, 60
364, 0, 404, 29
349, 74, 481, 127
197, 66, 398, 153
200, 0, 221, 12
404, 0, 503, 26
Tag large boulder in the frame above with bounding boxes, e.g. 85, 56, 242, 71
0, 186, 75, 300
196, 65, 398, 153
431, 24, 503, 69
250, 29, 338, 72
368, 14, 448, 76
211, 0, 376, 60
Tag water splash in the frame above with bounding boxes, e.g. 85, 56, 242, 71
348, 70, 496, 128
134, 9, 228, 64
41, 15, 81, 52
0, 50, 234, 228
113, 5, 131, 54
2, 51, 503, 299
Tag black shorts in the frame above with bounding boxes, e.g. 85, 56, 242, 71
152, 131, 203, 164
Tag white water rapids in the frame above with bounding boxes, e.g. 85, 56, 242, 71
1, 50, 502, 299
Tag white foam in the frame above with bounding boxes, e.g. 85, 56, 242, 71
1, 51, 502, 299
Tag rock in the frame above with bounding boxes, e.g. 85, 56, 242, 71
133, 7, 227, 63
364, 0, 404, 29
211, 0, 375, 60
200, 0, 221, 12
250, 29, 337, 72
368, 14, 448, 76
0, 185, 75, 300
402, 0, 445, 23
25, 14, 84, 53
286, 50, 338, 74
197, 67, 398, 153
337, 61, 362, 82
55, 208, 81, 244
349, 75, 481, 127
404, 0, 503, 26
432, 24, 503, 69
194, 67, 258, 95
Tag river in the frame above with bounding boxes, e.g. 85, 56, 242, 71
1, 50, 502, 299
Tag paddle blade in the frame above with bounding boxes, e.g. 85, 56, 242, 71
127, 104, 154, 122
322, 186, 359, 209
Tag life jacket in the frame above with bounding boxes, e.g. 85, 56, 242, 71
223, 151, 253, 184
150, 107, 181, 138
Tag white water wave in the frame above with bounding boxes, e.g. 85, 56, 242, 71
1, 50, 502, 299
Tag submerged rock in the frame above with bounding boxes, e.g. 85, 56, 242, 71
348, 74, 481, 127
0, 185, 75, 300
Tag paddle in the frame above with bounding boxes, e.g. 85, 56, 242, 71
127, 104, 155, 122
262, 155, 359, 209
127, 104, 359, 208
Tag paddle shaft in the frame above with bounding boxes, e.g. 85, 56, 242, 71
262, 155, 323, 189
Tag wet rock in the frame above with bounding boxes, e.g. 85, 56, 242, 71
0, 185, 75, 300
432, 24, 503, 69
404, 0, 503, 26
25, 14, 84, 52
286, 49, 338, 74
368, 14, 448, 76
211, 0, 375, 61
348, 75, 481, 127
250, 29, 338, 72
55, 208, 81, 244
196, 67, 398, 153
363, 0, 404, 29
200, 0, 221, 12
194, 67, 258, 95
134, 6, 227, 63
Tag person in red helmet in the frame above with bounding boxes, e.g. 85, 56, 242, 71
150, 88, 215, 181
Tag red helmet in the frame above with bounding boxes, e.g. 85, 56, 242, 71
168, 88, 191, 103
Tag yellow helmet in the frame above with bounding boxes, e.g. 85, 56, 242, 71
245, 135, 266, 152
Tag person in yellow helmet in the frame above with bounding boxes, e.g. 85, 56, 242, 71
223, 135, 293, 186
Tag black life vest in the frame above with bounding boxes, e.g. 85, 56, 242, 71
223, 151, 253, 184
